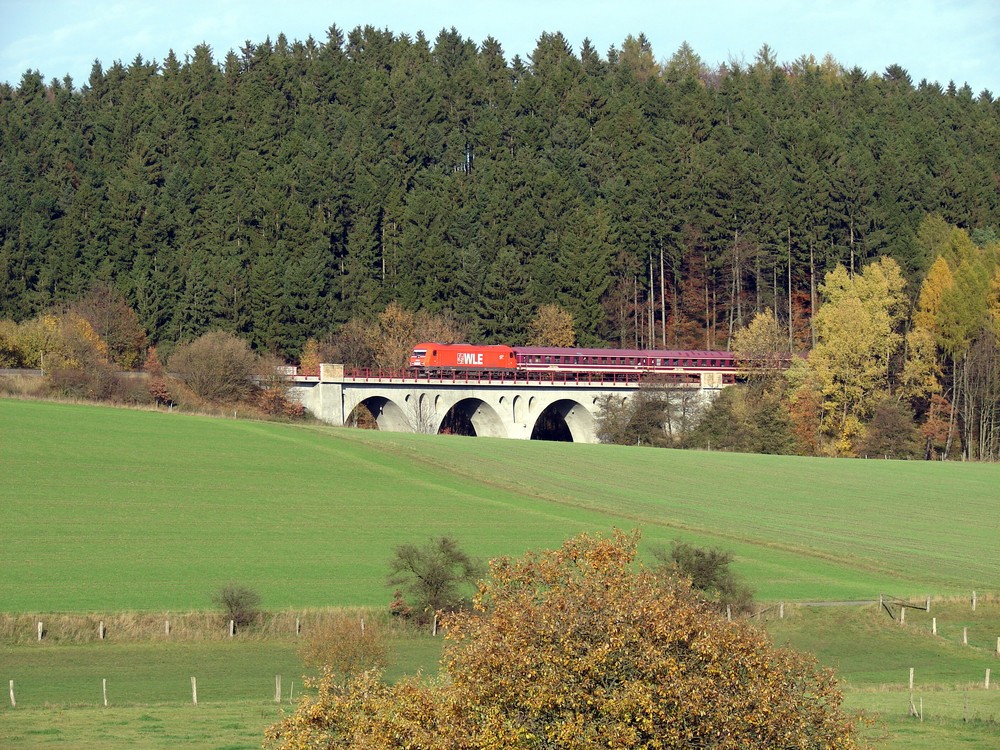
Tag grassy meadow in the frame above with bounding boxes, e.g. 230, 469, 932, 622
2, 398, 998, 611
2, 398, 999, 748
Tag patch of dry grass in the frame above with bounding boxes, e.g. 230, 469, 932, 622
0, 608, 387, 645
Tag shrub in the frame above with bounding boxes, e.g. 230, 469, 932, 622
386, 537, 484, 622
858, 398, 923, 459
651, 540, 756, 615
299, 615, 388, 678
168, 331, 259, 403
257, 386, 305, 418
212, 583, 261, 629
0, 319, 23, 367
70, 284, 148, 370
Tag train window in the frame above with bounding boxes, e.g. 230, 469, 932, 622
413, 349, 426, 357
545, 356, 551, 364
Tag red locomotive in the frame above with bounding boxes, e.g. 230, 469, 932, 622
409, 343, 517, 371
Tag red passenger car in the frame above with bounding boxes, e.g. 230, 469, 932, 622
512, 347, 736, 374
409, 343, 517, 371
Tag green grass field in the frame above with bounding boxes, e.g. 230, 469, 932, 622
2, 399, 997, 612
2, 398, 999, 748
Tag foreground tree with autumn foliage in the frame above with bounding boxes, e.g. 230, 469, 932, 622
266, 532, 866, 749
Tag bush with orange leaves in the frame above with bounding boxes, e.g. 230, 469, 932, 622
266, 531, 866, 750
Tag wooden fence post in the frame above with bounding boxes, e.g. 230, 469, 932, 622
102, 678, 108, 707
779, 602, 785, 619
229, 619, 235, 637
926, 596, 931, 611
37, 621, 43, 641
986, 669, 991, 690
900, 607, 906, 625
973, 591, 977, 611
295, 618, 300, 636
964, 627, 969, 646
432, 613, 438, 636
9, 680, 15, 708
909, 667, 914, 690
191, 676, 198, 705
165, 619, 170, 636
275, 675, 282, 703
99, 621, 105, 640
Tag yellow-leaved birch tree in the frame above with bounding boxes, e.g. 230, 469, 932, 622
808, 257, 907, 453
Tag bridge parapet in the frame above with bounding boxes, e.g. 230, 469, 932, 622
296, 365, 712, 388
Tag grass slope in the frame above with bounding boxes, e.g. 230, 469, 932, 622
2, 398, 998, 613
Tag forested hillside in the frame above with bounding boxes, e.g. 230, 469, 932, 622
2, 25, 998, 357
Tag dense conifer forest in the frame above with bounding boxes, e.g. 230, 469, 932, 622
2, 25, 997, 356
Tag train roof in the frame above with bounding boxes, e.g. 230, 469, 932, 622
411, 342, 515, 350
512, 346, 733, 357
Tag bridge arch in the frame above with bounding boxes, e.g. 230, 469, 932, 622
440, 397, 505, 438
529, 398, 595, 442
350, 396, 411, 432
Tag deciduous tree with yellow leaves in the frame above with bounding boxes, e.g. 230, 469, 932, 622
529, 303, 576, 347
807, 257, 908, 453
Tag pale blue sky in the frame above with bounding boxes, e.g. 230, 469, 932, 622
2, 0, 998, 94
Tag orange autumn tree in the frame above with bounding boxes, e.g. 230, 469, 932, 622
266, 531, 866, 750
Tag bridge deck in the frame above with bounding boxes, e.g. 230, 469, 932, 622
291, 367, 729, 387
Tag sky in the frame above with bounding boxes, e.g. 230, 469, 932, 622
1, 0, 998, 95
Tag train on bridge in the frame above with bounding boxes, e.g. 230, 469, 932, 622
409, 343, 738, 382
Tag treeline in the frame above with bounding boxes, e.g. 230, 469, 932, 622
2, 25, 998, 359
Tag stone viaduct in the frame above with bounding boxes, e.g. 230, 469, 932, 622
287, 365, 724, 444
